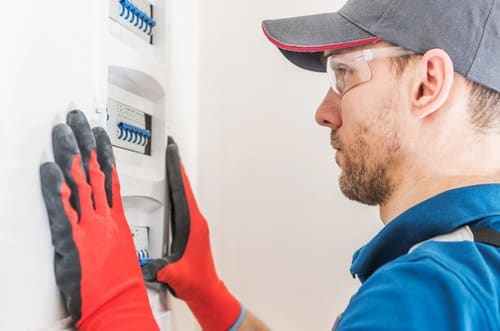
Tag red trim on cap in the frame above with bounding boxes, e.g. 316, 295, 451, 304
262, 23, 381, 52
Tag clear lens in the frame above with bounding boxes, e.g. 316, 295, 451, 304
327, 56, 371, 95
326, 46, 416, 96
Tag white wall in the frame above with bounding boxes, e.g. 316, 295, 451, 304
0, 2, 105, 329
194, 1, 382, 330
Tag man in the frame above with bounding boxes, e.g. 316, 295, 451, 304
40, 0, 499, 330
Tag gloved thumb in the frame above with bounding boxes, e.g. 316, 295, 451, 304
141, 258, 168, 282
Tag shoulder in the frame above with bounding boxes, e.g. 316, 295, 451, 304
337, 241, 498, 330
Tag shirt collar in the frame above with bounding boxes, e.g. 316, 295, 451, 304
350, 184, 500, 283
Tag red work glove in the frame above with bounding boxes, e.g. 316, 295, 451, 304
142, 137, 243, 331
40, 110, 158, 330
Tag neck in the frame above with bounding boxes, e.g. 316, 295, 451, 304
379, 174, 500, 224
379, 130, 500, 224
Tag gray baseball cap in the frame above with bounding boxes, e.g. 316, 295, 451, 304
262, 0, 500, 93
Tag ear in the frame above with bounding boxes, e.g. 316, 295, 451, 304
410, 49, 454, 119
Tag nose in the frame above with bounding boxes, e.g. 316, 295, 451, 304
315, 88, 342, 129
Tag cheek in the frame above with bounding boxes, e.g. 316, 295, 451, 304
339, 96, 373, 140
336, 101, 358, 134
344, 120, 395, 162
340, 89, 378, 125
340, 86, 403, 155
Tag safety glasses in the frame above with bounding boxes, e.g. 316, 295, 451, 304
326, 46, 416, 96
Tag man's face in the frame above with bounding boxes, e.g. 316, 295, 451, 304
317, 43, 407, 206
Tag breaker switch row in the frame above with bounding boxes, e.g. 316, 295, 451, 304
117, 121, 151, 146
119, 0, 156, 35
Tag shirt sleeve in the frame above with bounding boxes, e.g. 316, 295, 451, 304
335, 252, 490, 331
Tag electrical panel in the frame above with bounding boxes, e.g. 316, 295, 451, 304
107, 98, 152, 155
109, 0, 156, 43
106, 0, 174, 328
132, 225, 151, 262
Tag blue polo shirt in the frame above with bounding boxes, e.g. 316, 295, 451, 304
335, 184, 500, 330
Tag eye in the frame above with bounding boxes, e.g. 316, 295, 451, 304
332, 63, 350, 76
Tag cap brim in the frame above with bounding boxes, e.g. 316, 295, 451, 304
262, 12, 380, 72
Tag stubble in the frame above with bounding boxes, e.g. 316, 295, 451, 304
336, 96, 401, 206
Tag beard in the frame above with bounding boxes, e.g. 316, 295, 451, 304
338, 142, 395, 205
334, 100, 401, 206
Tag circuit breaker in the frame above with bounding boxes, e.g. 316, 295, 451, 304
109, 0, 156, 43
131, 225, 150, 262
107, 98, 152, 155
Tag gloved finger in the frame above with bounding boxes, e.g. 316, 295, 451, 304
142, 258, 179, 297
92, 127, 116, 208
52, 123, 92, 219
66, 110, 108, 214
166, 137, 190, 262
40, 162, 82, 320
66, 110, 96, 183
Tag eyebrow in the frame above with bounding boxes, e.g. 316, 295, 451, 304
320, 48, 352, 67
321, 49, 351, 67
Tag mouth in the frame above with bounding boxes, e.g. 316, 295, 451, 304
330, 134, 343, 152
331, 142, 342, 151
